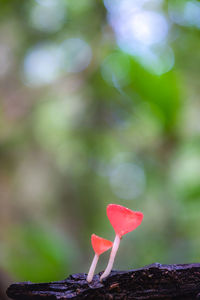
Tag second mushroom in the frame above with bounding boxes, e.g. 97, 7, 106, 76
87, 234, 113, 283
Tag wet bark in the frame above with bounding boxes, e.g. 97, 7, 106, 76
7, 263, 200, 299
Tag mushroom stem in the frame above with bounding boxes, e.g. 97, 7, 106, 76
100, 234, 120, 281
87, 253, 99, 283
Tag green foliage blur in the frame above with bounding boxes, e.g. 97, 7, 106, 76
0, 0, 200, 283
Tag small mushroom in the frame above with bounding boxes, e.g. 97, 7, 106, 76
87, 234, 113, 283
100, 204, 143, 281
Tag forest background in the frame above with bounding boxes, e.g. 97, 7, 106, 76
0, 0, 200, 289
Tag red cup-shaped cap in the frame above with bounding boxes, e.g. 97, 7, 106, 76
107, 204, 143, 238
91, 234, 113, 256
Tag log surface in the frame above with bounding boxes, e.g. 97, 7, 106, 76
6, 263, 200, 299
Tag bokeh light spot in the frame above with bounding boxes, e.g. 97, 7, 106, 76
30, 0, 66, 33
109, 162, 146, 200
130, 11, 168, 46
169, 0, 200, 29
35, 0, 58, 6
23, 43, 63, 86
138, 45, 174, 76
104, 0, 171, 75
60, 38, 92, 73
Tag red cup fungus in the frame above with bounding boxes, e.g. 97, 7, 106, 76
87, 234, 113, 283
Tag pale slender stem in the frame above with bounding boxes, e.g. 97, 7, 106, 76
100, 234, 120, 281
87, 253, 99, 283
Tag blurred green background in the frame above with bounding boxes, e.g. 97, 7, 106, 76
0, 0, 200, 286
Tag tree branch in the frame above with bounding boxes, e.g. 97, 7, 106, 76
7, 263, 200, 299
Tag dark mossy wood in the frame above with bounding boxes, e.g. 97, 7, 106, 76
7, 263, 200, 299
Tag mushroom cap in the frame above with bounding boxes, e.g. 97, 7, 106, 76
107, 204, 143, 238
91, 234, 113, 255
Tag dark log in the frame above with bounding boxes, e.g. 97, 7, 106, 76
6, 263, 200, 299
